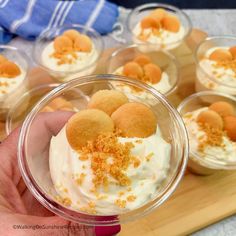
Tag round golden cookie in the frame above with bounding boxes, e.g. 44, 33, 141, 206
209, 49, 232, 62
143, 63, 162, 84
0, 54, 7, 64
197, 110, 223, 130
209, 101, 235, 117
150, 8, 167, 21
54, 35, 73, 53
141, 16, 160, 29
229, 46, 236, 59
0, 61, 21, 78
88, 90, 128, 115
223, 116, 236, 141
63, 29, 80, 42
123, 61, 143, 79
111, 102, 157, 138
74, 34, 92, 52
162, 15, 180, 33
134, 55, 151, 67
66, 109, 114, 150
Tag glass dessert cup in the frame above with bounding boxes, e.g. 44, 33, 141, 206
107, 44, 178, 97
18, 74, 188, 226
6, 83, 88, 134
126, 3, 192, 52
33, 24, 104, 82
0, 45, 30, 122
195, 36, 236, 96
178, 91, 236, 175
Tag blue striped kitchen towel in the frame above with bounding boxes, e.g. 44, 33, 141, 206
0, 0, 119, 44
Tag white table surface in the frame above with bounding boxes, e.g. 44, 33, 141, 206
8, 9, 236, 236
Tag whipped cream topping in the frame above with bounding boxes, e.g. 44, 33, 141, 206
183, 107, 236, 162
41, 41, 98, 72
0, 64, 26, 101
49, 126, 171, 215
113, 66, 172, 97
199, 47, 236, 88
133, 23, 185, 49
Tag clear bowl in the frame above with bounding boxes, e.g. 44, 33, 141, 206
178, 91, 236, 175
33, 24, 104, 82
195, 36, 236, 96
18, 74, 188, 226
6, 83, 89, 135
126, 3, 192, 51
107, 44, 178, 96
0, 45, 30, 121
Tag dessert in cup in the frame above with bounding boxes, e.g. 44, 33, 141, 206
18, 74, 188, 225
178, 91, 236, 175
6, 83, 85, 134
0, 46, 29, 121
195, 36, 236, 95
33, 25, 103, 82
127, 3, 191, 51
107, 45, 178, 100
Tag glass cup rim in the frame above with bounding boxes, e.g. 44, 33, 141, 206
0, 44, 30, 85
126, 3, 192, 48
32, 23, 104, 76
194, 35, 236, 89
17, 74, 189, 225
177, 90, 236, 169
106, 44, 179, 96
5, 83, 60, 135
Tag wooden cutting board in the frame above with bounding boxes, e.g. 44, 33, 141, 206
1, 29, 236, 236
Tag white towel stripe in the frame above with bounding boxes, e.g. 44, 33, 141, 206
0, 0, 9, 8
85, 0, 105, 29
10, 0, 36, 32
39, 1, 63, 37
51, 1, 69, 28
58, 1, 74, 26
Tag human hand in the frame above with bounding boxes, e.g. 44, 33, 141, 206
0, 112, 120, 236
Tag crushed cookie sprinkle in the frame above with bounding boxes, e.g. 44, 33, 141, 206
198, 123, 224, 152
78, 131, 135, 189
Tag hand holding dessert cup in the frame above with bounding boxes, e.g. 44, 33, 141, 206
127, 3, 191, 52
18, 74, 188, 226
0, 45, 30, 121
178, 91, 236, 175
33, 24, 104, 82
107, 45, 178, 100
195, 36, 236, 95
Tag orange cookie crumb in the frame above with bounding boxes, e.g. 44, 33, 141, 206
111, 102, 157, 138
223, 116, 236, 141
197, 110, 223, 130
54, 35, 73, 53
229, 46, 236, 59
134, 55, 151, 67
88, 90, 128, 115
141, 16, 160, 29
66, 109, 114, 150
150, 8, 167, 21
63, 29, 80, 42
123, 61, 143, 79
143, 63, 162, 84
162, 14, 180, 33
0, 61, 21, 78
209, 101, 235, 117
209, 49, 233, 62
74, 34, 92, 52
